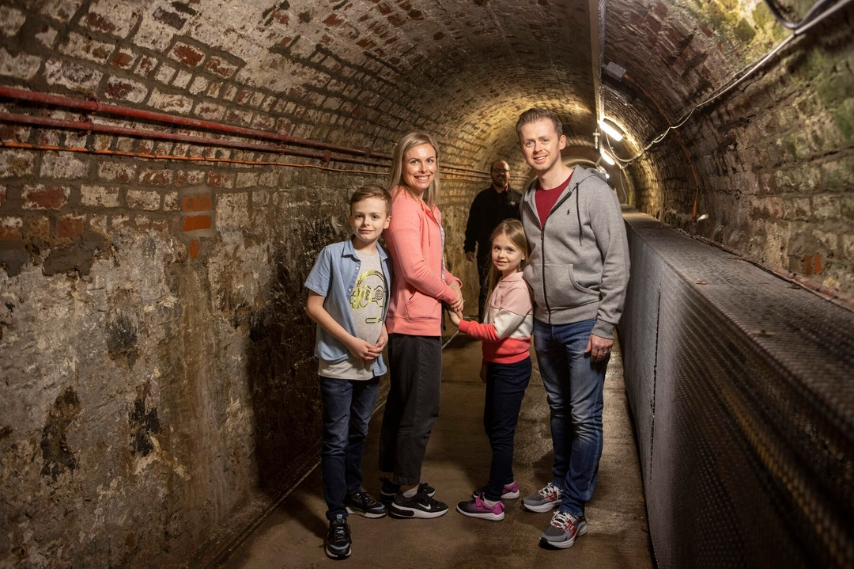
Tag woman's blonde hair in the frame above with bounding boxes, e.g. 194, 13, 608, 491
387, 131, 441, 205
485, 219, 530, 304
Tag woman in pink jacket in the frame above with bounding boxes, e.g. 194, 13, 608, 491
378, 132, 464, 519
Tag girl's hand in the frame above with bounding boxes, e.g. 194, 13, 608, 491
479, 363, 488, 383
448, 310, 461, 326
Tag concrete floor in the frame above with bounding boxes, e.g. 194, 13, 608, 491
219, 335, 654, 569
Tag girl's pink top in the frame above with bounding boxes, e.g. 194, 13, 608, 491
384, 187, 461, 336
458, 271, 533, 364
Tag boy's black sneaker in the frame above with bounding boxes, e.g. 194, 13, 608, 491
345, 491, 387, 518
380, 477, 436, 503
325, 514, 352, 559
389, 483, 449, 519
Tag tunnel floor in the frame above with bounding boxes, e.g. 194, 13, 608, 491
218, 334, 653, 568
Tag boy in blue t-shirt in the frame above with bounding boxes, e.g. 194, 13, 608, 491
304, 185, 393, 560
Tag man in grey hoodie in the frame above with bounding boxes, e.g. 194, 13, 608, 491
515, 108, 630, 549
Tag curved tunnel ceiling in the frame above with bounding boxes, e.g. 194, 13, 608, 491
125, 0, 601, 172
5, 0, 838, 178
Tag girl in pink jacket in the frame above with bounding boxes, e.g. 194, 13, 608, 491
378, 132, 464, 519
449, 219, 533, 521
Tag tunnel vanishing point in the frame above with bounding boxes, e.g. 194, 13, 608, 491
1, 1, 853, 568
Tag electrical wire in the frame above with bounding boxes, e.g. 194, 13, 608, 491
762, 0, 836, 30
607, 0, 852, 166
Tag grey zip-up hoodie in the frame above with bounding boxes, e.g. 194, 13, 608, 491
521, 166, 630, 339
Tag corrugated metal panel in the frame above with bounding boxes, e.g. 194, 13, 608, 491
621, 210, 854, 569
620, 211, 664, 493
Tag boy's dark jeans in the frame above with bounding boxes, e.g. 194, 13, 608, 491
483, 357, 532, 501
320, 376, 380, 521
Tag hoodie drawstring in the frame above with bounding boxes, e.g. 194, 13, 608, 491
576, 182, 582, 245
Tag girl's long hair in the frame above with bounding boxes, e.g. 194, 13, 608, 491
485, 219, 530, 312
387, 131, 441, 205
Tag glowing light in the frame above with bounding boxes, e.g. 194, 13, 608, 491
598, 119, 623, 141
600, 150, 616, 165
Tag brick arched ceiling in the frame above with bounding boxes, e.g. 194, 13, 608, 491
3, 0, 844, 175
160, 0, 600, 171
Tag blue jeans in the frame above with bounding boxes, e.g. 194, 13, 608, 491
533, 318, 607, 517
483, 357, 532, 501
320, 376, 380, 521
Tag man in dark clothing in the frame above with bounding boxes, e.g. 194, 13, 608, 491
463, 160, 523, 322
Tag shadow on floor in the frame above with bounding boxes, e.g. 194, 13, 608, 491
219, 337, 654, 569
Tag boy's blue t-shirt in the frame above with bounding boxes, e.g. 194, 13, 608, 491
304, 237, 392, 376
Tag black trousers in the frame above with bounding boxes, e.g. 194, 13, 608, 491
378, 333, 442, 486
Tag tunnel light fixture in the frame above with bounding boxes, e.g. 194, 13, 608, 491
603, 61, 626, 81
600, 150, 616, 166
598, 119, 623, 141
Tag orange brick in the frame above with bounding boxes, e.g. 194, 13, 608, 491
22, 185, 69, 209
183, 214, 211, 231
814, 253, 822, 274
182, 194, 213, 212
57, 214, 85, 238
189, 239, 199, 259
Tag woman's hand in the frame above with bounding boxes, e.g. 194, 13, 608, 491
449, 282, 465, 313
479, 363, 488, 383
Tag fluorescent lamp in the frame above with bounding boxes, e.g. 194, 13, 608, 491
598, 119, 623, 141
600, 150, 616, 165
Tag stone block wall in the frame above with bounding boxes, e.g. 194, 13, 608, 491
0, 2, 487, 567
606, 0, 854, 297
0, 140, 396, 567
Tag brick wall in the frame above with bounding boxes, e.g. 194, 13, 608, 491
0, 2, 494, 567
605, 0, 854, 297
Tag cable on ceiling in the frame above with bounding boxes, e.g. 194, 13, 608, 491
763, 0, 837, 30
606, 0, 852, 166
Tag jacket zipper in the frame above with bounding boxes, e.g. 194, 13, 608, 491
523, 183, 579, 326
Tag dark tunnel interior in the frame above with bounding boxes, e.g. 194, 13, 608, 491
1, 0, 853, 567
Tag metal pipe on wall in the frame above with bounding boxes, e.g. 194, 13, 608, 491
0, 111, 388, 168
0, 86, 490, 178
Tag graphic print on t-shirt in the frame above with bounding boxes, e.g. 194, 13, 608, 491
349, 261, 387, 345
350, 269, 387, 324
318, 252, 387, 380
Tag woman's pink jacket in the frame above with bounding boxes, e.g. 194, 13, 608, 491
384, 188, 461, 336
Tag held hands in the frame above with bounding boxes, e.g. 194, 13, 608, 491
585, 334, 613, 363
448, 309, 462, 327
465, 251, 475, 262
449, 282, 464, 313
347, 337, 384, 361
